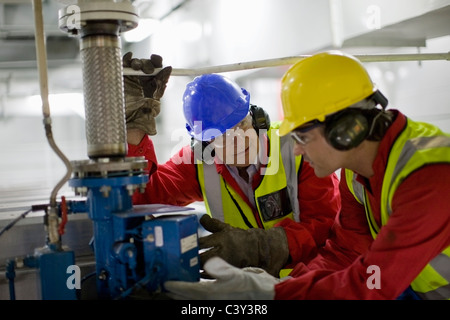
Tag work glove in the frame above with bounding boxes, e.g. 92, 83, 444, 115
122, 52, 172, 135
198, 214, 290, 277
164, 257, 282, 300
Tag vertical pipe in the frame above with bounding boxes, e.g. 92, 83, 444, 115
87, 184, 133, 299
80, 23, 127, 159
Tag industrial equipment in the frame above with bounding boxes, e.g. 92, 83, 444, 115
3, 0, 448, 301
2, 0, 200, 300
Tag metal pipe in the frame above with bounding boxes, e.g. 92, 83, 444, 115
124, 52, 450, 77
58, 0, 138, 159
80, 26, 127, 158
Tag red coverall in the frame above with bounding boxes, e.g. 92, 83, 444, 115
274, 111, 450, 299
128, 136, 341, 263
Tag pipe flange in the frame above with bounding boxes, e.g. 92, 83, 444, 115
58, 1, 139, 36
71, 157, 147, 178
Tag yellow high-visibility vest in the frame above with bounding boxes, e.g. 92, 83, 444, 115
197, 121, 302, 230
345, 118, 450, 299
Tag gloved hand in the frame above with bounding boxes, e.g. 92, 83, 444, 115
198, 214, 290, 277
122, 52, 172, 135
164, 257, 281, 300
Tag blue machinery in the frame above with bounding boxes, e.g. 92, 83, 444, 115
6, 157, 200, 300
66, 158, 200, 300
5, 1, 200, 300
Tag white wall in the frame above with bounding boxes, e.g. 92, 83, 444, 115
0, 116, 86, 211
371, 36, 450, 132
146, 0, 450, 161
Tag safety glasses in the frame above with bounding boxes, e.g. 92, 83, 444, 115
290, 120, 323, 145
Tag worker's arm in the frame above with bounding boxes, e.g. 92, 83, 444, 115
127, 128, 146, 146
123, 52, 171, 136
274, 164, 450, 299
123, 52, 202, 206
128, 135, 203, 206
162, 176, 367, 300
276, 161, 341, 264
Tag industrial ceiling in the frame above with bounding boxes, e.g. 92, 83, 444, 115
0, 0, 449, 98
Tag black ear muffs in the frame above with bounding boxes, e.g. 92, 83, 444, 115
325, 109, 369, 151
250, 104, 270, 132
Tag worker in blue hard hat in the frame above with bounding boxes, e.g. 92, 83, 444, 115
123, 53, 341, 277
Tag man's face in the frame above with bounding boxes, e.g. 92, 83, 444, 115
212, 115, 259, 167
291, 124, 344, 177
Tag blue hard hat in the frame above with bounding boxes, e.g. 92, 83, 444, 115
183, 74, 250, 141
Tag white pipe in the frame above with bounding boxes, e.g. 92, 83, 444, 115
124, 52, 450, 77
33, 0, 72, 245
33, 0, 50, 118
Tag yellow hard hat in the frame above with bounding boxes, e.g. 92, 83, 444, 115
279, 51, 377, 136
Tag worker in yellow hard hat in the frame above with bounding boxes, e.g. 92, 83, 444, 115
164, 51, 450, 300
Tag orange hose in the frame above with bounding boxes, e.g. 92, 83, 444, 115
58, 196, 68, 236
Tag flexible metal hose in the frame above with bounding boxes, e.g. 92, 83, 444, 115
80, 32, 127, 158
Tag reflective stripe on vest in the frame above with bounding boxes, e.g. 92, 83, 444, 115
197, 122, 302, 229
345, 118, 450, 300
